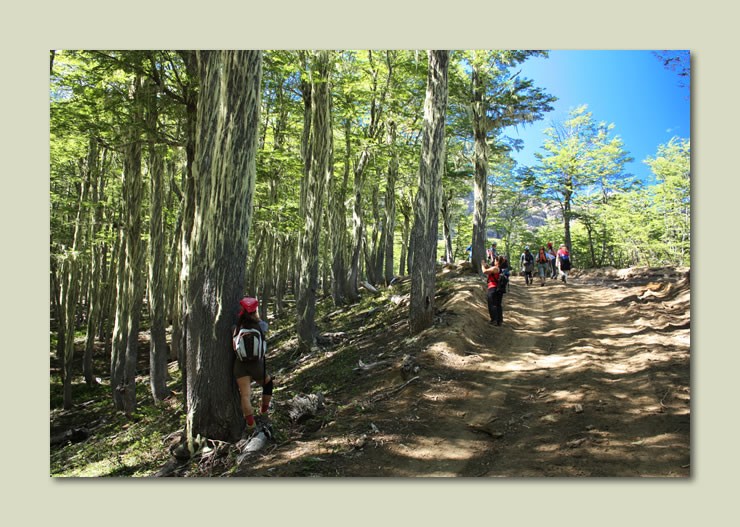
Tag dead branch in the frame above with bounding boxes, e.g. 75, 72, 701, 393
360, 281, 380, 295
371, 376, 420, 402
353, 359, 391, 373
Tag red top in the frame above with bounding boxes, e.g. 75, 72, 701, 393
487, 270, 500, 289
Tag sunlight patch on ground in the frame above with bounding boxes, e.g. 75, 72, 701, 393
546, 389, 583, 403
388, 436, 481, 461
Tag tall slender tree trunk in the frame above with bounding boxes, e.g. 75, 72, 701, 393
145, 79, 170, 403
384, 120, 398, 284
365, 183, 382, 285
563, 179, 573, 252
329, 128, 350, 306
176, 51, 199, 413
348, 146, 369, 301
297, 50, 333, 353
398, 194, 412, 276
471, 63, 488, 274
111, 78, 146, 414
441, 189, 454, 263
61, 169, 90, 409
184, 50, 262, 444
409, 50, 449, 335
83, 138, 104, 387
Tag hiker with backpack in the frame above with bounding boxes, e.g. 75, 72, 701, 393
486, 242, 498, 264
481, 257, 508, 326
232, 297, 273, 436
556, 244, 572, 284
547, 242, 557, 279
520, 246, 535, 286
536, 246, 549, 286
498, 253, 510, 292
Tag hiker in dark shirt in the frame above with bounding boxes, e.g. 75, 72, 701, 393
536, 246, 549, 286
232, 297, 273, 435
556, 244, 572, 284
520, 246, 534, 286
547, 242, 557, 279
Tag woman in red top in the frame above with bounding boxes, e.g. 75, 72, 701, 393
481, 258, 504, 326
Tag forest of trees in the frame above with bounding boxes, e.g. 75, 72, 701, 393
49, 50, 690, 445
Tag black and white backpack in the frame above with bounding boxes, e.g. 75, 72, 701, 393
233, 328, 266, 362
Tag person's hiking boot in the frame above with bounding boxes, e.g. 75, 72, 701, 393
256, 412, 270, 427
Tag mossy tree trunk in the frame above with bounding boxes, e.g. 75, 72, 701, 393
297, 50, 332, 353
184, 50, 262, 443
384, 119, 398, 284
470, 60, 488, 275
441, 187, 454, 263
329, 120, 350, 306
83, 138, 105, 387
61, 158, 91, 409
409, 50, 449, 335
144, 78, 170, 403
111, 76, 146, 414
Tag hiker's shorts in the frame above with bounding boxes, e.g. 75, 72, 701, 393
537, 263, 548, 277
234, 358, 267, 382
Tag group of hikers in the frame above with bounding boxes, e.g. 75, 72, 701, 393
518, 242, 572, 286
232, 240, 572, 438
479, 241, 572, 327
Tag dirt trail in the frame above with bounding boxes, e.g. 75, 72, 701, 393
238, 269, 690, 477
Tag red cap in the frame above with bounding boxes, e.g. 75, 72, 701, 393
238, 297, 258, 315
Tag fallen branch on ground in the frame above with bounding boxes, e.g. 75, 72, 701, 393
354, 359, 391, 373
371, 376, 420, 402
360, 281, 380, 295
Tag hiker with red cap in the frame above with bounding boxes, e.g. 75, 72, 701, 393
556, 244, 572, 284
232, 297, 273, 436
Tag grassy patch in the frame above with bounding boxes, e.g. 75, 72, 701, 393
50, 370, 184, 477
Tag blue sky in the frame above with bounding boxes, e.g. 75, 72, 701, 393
503, 50, 690, 185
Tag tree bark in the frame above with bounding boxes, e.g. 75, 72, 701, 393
329, 123, 350, 306
470, 62, 488, 275
297, 50, 333, 353
145, 78, 170, 403
83, 138, 104, 387
175, 50, 199, 409
409, 50, 449, 335
61, 164, 90, 409
185, 50, 262, 443
347, 147, 369, 301
384, 120, 398, 284
398, 193, 412, 276
111, 77, 146, 414
441, 187, 454, 263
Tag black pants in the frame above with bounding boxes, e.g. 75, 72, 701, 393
487, 288, 504, 325
550, 259, 557, 278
